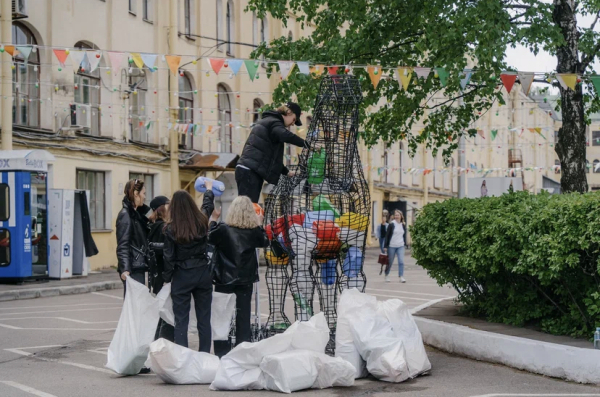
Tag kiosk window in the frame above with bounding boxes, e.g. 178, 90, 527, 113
24, 192, 30, 216
0, 184, 8, 221
0, 229, 10, 266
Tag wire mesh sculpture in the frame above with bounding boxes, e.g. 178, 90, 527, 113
263, 75, 370, 352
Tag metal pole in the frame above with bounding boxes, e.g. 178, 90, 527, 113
1, 0, 12, 150
168, 0, 179, 194
458, 98, 466, 198
422, 144, 428, 204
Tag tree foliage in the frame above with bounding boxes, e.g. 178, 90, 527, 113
246, 0, 600, 173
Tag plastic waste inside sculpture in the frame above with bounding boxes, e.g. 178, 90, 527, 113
263, 75, 371, 353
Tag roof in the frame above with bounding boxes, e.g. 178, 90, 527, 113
179, 152, 239, 171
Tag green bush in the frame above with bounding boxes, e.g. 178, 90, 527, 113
411, 191, 600, 338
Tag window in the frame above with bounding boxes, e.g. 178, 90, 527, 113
288, 31, 293, 41
77, 170, 105, 230
216, 0, 223, 51
129, 0, 136, 14
555, 159, 561, 174
253, 13, 269, 65
184, 0, 195, 36
128, 68, 150, 143
218, 84, 233, 152
0, 229, 10, 266
178, 73, 194, 148
586, 160, 590, 174
451, 158, 456, 192
226, 1, 234, 55
0, 184, 8, 221
143, 0, 152, 22
12, 22, 40, 127
412, 152, 420, 186
253, 98, 263, 124
371, 201, 378, 234
593, 131, 600, 146
433, 156, 439, 189
554, 130, 559, 144
129, 173, 154, 206
399, 142, 404, 185
74, 41, 101, 136
594, 160, 600, 174
24, 191, 30, 216
382, 148, 389, 184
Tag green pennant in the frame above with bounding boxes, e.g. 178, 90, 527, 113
145, 121, 152, 129
194, 124, 200, 135
435, 67, 449, 87
491, 129, 498, 140
590, 76, 600, 96
244, 60, 259, 81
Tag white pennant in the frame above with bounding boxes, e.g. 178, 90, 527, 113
518, 72, 535, 95
87, 51, 102, 72
70, 50, 87, 72
297, 61, 310, 75
278, 61, 295, 79
414, 67, 431, 79
141, 53, 158, 70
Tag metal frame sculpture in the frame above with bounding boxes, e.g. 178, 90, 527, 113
263, 75, 370, 353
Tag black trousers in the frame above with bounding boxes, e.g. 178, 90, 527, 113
213, 283, 254, 358
235, 166, 264, 203
122, 271, 145, 298
171, 265, 213, 353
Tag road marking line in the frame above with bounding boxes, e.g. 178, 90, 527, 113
410, 296, 455, 314
5, 346, 62, 355
0, 306, 121, 317
366, 288, 453, 298
86, 349, 108, 356
0, 323, 21, 329
0, 303, 114, 311
92, 292, 123, 300
366, 293, 431, 301
0, 323, 116, 331
0, 381, 57, 397
5, 345, 114, 375
472, 395, 600, 397
0, 316, 117, 324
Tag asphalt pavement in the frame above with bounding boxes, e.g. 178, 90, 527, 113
0, 253, 599, 396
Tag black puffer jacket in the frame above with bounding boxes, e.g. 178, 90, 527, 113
148, 219, 167, 293
162, 191, 214, 283
238, 111, 307, 184
115, 198, 150, 275
208, 222, 269, 286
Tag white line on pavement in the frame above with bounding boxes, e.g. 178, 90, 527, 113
0, 316, 117, 324
472, 395, 600, 397
0, 306, 122, 317
0, 381, 58, 397
5, 345, 114, 375
365, 288, 453, 298
91, 292, 124, 300
366, 293, 431, 301
0, 323, 116, 331
0, 303, 115, 311
410, 297, 455, 314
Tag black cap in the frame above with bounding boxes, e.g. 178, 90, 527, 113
150, 196, 169, 212
287, 102, 302, 126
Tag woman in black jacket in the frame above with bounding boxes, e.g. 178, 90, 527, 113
163, 187, 215, 352
148, 195, 174, 342
208, 195, 268, 357
115, 179, 150, 294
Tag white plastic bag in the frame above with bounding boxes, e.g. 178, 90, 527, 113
157, 284, 236, 340
148, 338, 220, 384
312, 353, 356, 389
106, 277, 160, 375
335, 288, 373, 379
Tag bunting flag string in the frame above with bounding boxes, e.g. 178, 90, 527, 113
414, 67, 431, 79
69, 50, 87, 72
556, 73, 578, 91
228, 59, 243, 75
141, 53, 157, 71
397, 67, 413, 90
87, 51, 102, 72
108, 52, 126, 72
500, 73, 517, 93
460, 70, 473, 90
367, 65, 381, 88
52, 49, 68, 68
518, 72, 535, 95
278, 61, 295, 80
244, 60, 259, 81
130, 53, 145, 69
165, 55, 181, 75
209, 58, 226, 75
297, 61, 310, 75
15, 46, 32, 63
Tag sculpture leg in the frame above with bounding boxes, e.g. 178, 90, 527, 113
264, 260, 291, 335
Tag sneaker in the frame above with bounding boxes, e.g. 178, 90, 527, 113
385, 275, 390, 283
138, 367, 151, 374
400, 276, 406, 283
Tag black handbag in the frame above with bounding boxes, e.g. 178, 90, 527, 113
131, 244, 150, 272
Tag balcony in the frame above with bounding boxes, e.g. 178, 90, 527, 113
508, 149, 523, 166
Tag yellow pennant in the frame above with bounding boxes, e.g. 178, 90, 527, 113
397, 67, 413, 90
131, 53, 145, 69
534, 127, 542, 134
367, 65, 381, 88
309, 64, 324, 76
557, 73, 578, 91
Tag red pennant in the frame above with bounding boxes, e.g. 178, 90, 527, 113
53, 49, 69, 66
500, 73, 517, 93
50, 235, 59, 240
327, 66, 339, 75
209, 58, 226, 75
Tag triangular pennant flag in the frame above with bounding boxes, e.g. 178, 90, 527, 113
244, 60, 259, 81
414, 67, 431, 79
297, 61, 310, 75
367, 65, 382, 88
309, 65, 324, 76
131, 53, 145, 69
209, 58, 226, 74
460, 70, 472, 90
477, 129, 485, 139
327, 66, 339, 75
278, 61, 295, 80
228, 59, 243, 75
108, 52, 126, 71
500, 73, 518, 93
4, 45, 16, 56
396, 67, 413, 90
141, 53, 157, 70
590, 76, 600, 96
146, 120, 152, 129
70, 50, 87, 72
435, 67, 449, 87
556, 73, 577, 91
87, 51, 102, 72
518, 72, 534, 95
15, 46, 32, 63
166, 55, 182, 75
491, 129, 498, 140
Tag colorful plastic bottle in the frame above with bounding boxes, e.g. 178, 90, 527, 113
194, 177, 225, 196
307, 148, 326, 184
594, 327, 600, 349
292, 292, 313, 316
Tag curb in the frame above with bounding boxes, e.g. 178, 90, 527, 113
0, 280, 124, 302
414, 317, 600, 385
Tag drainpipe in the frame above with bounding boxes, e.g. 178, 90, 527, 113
168, 0, 179, 194
1, 0, 12, 150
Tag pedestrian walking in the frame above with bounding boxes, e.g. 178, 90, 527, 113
116, 179, 150, 294
384, 210, 407, 283
374, 215, 389, 254
148, 195, 175, 342
208, 196, 268, 357
163, 185, 215, 352
236, 102, 308, 203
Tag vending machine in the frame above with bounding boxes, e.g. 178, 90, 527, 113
0, 150, 55, 281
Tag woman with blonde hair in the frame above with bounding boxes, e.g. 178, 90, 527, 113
384, 209, 407, 283
208, 195, 268, 357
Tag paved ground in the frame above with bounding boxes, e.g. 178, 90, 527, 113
0, 250, 599, 396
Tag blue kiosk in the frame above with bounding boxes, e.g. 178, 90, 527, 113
0, 150, 55, 281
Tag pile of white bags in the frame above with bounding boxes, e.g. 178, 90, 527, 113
106, 277, 160, 375
335, 288, 431, 382
148, 338, 220, 384
156, 283, 236, 341
210, 312, 355, 393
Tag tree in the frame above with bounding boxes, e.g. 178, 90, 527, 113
246, 0, 600, 193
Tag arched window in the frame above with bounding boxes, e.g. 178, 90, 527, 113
594, 160, 600, 174
127, 66, 150, 143
226, 0, 234, 56
178, 73, 194, 148
12, 22, 40, 127
218, 84, 232, 152
398, 142, 404, 185
252, 98, 263, 123
74, 41, 101, 136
